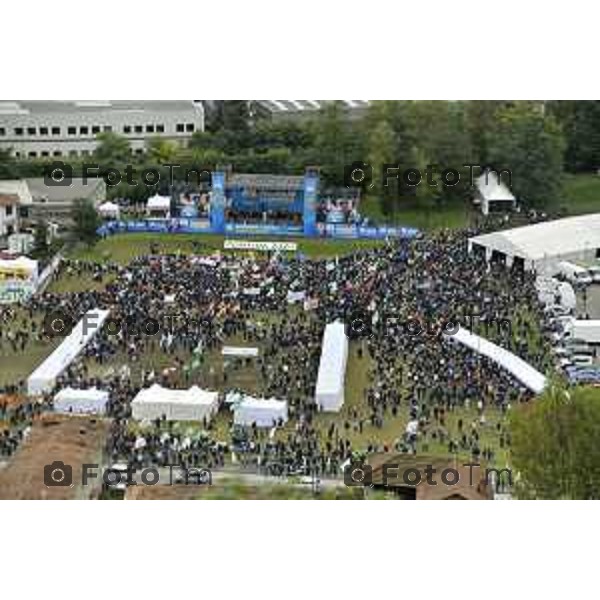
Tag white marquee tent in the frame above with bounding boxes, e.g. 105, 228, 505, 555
53, 387, 109, 414
131, 384, 219, 421
469, 213, 600, 274
446, 327, 546, 394
315, 321, 348, 412
27, 309, 110, 396
233, 396, 288, 427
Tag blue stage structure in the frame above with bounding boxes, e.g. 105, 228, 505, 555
97, 169, 420, 241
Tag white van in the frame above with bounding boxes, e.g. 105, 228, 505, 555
557, 261, 592, 286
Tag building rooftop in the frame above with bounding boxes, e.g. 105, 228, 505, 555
256, 100, 370, 115
26, 177, 106, 204
0, 100, 203, 116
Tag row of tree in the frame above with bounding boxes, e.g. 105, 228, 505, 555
2, 101, 599, 215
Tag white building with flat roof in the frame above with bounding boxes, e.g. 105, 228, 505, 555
0, 101, 205, 159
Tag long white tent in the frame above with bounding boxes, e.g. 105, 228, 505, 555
446, 327, 546, 394
53, 387, 109, 415
468, 213, 600, 274
315, 321, 348, 412
27, 309, 110, 396
233, 396, 288, 427
131, 384, 219, 421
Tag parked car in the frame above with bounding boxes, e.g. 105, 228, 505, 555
571, 354, 594, 366
588, 265, 600, 283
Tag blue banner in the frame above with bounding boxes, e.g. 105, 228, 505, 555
303, 174, 318, 237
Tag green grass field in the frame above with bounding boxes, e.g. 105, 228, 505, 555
360, 197, 473, 230
68, 233, 385, 265
563, 173, 600, 215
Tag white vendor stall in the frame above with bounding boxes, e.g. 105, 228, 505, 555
131, 384, 219, 421
98, 201, 121, 219
233, 396, 288, 427
53, 387, 109, 415
146, 194, 171, 218
315, 321, 348, 412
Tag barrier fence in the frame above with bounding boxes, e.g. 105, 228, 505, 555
97, 219, 420, 241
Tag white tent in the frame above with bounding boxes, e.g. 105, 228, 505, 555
146, 195, 171, 217
27, 309, 110, 396
445, 326, 546, 393
474, 172, 516, 216
98, 201, 120, 219
469, 213, 600, 273
53, 387, 109, 414
233, 396, 288, 427
315, 321, 348, 412
131, 384, 219, 421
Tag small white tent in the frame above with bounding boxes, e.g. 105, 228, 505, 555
53, 387, 109, 414
98, 201, 120, 219
315, 321, 348, 412
233, 397, 288, 427
131, 384, 218, 421
146, 195, 171, 217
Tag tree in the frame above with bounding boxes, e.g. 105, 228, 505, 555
510, 384, 600, 498
486, 104, 565, 207
547, 100, 600, 172
32, 219, 49, 258
366, 119, 398, 216
71, 198, 101, 246
146, 137, 179, 164
311, 101, 365, 188
0, 148, 17, 179
94, 132, 131, 166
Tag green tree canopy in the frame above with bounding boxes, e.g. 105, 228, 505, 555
71, 198, 101, 246
547, 100, 600, 172
94, 132, 131, 167
510, 383, 600, 498
486, 104, 565, 207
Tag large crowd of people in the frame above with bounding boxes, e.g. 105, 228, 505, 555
0, 226, 554, 479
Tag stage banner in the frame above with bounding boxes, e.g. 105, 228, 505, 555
211, 171, 226, 233
303, 173, 318, 237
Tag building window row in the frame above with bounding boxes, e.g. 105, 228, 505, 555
15, 147, 149, 159
1, 122, 196, 138
5, 125, 116, 137
122, 124, 167, 134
